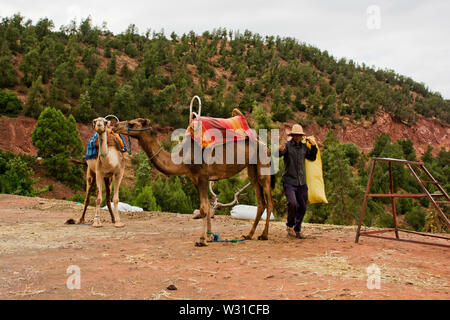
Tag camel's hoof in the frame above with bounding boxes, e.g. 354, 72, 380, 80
77, 219, 85, 224
258, 235, 268, 240
195, 241, 208, 247
241, 234, 252, 240
92, 220, 102, 228
114, 222, 125, 228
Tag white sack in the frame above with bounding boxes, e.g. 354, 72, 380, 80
102, 202, 143, 212
230, 204, 274, 220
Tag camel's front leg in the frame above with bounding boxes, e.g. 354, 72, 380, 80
195, 179, 210, 247
104, 177, 115, 223
93, 174, 104, 228
112, 172, 125, 228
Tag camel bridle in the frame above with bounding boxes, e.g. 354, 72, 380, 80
125, 120, 162, 160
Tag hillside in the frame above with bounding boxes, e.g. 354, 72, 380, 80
0, 14, 449, 130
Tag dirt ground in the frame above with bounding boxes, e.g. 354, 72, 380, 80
0, 194, 449, 300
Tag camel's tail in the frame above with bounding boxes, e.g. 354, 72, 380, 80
270, 174, 276, 189
269, 155, 277, 189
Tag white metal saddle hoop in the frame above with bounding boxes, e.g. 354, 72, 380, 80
189, 95, 202, 124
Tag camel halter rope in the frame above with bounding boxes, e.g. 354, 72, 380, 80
125, 120, 163, 161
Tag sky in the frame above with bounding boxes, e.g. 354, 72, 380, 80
1, 0, 449, 98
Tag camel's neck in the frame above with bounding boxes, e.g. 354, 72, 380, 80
98, 130, 108, 157
139, 133, 189, 176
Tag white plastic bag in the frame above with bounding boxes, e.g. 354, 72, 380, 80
102, 202, 143, 213
230, 204, 274, 220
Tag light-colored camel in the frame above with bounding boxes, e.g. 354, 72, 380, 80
77, 158, 115, 225
87, 117, 126, 228
114, 118, 275, 246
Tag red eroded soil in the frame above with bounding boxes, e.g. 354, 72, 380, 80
280, 112, 449, 155
0, 194, 448, 300
1, 113, 447, 160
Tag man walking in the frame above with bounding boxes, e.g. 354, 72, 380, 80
278, 124, 318, 239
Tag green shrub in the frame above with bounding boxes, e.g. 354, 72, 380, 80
0, 90, 23, 117
343, 142, 360, 166
134, 186, 160, 211
151, 177, 193, 214
373, 212, 395, 228
405, 206, 426, 231
0, 156, 35, 196
31, 107, 84, 188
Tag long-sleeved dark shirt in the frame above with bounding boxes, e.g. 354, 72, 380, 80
278, 139, 318, 186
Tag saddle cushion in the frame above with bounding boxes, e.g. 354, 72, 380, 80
186, 115, 257, 148
85, 131, 127, 160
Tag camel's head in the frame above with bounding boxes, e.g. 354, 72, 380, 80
113, 118, 154, 138
92, 117, 108, 134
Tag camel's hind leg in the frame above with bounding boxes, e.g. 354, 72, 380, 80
104, 177, 115, 223
195, 178, 210, 247
79, 170, 95, 224
242, 165, 266, 240
112, 171, 125, 228
258, 175, 273, 240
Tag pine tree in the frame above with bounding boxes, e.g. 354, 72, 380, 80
120, 61, 132, 80
0, 50, 18, 87
112, 84, 138, 120
31, 107, 84, 187
25, 76, 45, 119
134, 186, 160, 211
107, 53, 117, 75
0, 90, 23, 117
71, 91, 97, 124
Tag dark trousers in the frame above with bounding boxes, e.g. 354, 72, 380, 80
284, 183, 308, 232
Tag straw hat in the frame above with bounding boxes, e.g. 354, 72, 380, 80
288, 124, 305, 136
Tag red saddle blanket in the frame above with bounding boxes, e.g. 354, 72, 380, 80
186, 115, 257, 148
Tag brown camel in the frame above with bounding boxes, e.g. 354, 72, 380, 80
114, 118, 275, 246
82, 117, 126, 228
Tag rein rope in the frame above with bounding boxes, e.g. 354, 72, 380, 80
207, 231, 245, 243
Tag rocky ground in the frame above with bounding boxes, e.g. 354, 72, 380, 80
0, 194, 448, 300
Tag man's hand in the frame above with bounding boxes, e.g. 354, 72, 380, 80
307, 136, 317, 146
279, 143, 287, 152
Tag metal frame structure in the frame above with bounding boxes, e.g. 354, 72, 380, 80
355, 157, 450, 248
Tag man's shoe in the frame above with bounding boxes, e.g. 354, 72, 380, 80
286, 226, 296, 238
295, 232, 307, 239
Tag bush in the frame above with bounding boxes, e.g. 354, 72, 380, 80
373, 211, 395, 228
151, 177, 193, 214
134, 186, 160, 211
0, 90, 23, 117
0, 54, 18, 87
71, 91, 97, 124
31, 107, 84, 188
405, 206, 426, 231
0, 155, 35, 196
343, 142, 360, 166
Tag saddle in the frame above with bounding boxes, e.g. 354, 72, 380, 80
95, 129, 126, 151
186, 109, 257, 149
